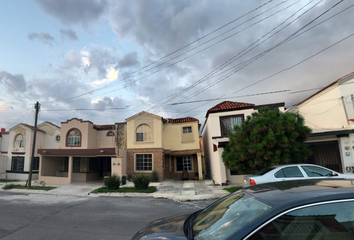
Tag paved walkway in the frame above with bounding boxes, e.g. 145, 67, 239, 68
0, 179, 231, 202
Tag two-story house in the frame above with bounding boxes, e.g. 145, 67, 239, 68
6, 121, 61, 181
126, 111, 203, 181
38, 118, 126, 185
202, 101, 285, 185
289, 71, 354, 174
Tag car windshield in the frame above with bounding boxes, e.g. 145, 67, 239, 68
253, 166, 276, 176
192, 191, 272, 239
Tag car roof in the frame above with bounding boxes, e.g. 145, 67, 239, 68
243, 179, 354, 207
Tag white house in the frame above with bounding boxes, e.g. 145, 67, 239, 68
201, 101, 285, 185
289, 71, 354, 174
6, 121, 61, 180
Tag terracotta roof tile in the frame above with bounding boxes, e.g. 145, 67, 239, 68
21, 123, 46, 133
206, 101, 255, 117
93, 124, 115, 130
162, 117, 199, 123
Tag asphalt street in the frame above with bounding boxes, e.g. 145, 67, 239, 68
0, 191, 215, 240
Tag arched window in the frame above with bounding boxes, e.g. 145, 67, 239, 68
107, 131, 115, 136
67, 129, 81, 146
136, 124, 152, 142
14, 133, 24, 148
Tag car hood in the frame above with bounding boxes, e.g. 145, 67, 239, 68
131, 214, 190, 240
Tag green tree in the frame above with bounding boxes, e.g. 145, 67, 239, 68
222, 107, 312, 173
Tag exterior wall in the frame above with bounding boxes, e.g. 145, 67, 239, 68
127, 113, 163, 149
97, 130, 116, 148
0, 133, 9, 154
60, 119, 91, 149
127, 148, 164, 181
163, 122, 199, 151
339, 75, 354, 120
297, 84, 347, 130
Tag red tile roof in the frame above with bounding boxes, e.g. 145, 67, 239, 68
21, 123, 46, 133
162, 117, 199, 123
206, 101, 255, 117
93, 124, 115, 130
44, 121, 61, 129
297, 71, 354, 106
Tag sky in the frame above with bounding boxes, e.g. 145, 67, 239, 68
1, 0, 354, 131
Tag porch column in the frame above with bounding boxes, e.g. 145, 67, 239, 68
68, 156, 73, 183
197, 153, 203, 180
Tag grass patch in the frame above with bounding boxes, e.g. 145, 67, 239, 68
2, 184, 56, 191
0, 179, 18, 183
223, 186, 242, 193
91, 186, 157, 194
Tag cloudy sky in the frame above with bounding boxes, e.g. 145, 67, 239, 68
1, 0, 354, 130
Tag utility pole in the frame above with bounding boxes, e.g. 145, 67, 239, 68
27, 102, 40, 189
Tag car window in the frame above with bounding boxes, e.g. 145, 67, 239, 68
253, 167, 277, 176
274, 167, 303, 178
301, 165, 332, 177
193, 192, 272, 240
249, 200, 354, 240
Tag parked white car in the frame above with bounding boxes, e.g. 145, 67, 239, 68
243, 164, 354, 187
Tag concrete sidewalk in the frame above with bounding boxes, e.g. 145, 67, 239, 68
0, 179, 231, 202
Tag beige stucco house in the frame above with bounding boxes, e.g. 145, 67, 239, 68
201, 101, 285, 186
288, 71, 354, 174
126, 111, 203, 181
38, 118, 127, 185
6, 121, 61, 181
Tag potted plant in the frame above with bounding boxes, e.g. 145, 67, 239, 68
194, 172, 199, 180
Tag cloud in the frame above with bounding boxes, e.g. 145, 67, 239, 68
0, 71, 27, 93
118, 52, 139, 68
34, 0, 107, 27
61, 50, 82, 69
60, 29, 78, 41
83, 47, 118, 78
28, 32, 55, 46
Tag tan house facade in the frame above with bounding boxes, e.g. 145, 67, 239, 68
202, 101, 285, 186
126, 111, 203, 181
38, 118, 127, 185
289, 71, 354, 175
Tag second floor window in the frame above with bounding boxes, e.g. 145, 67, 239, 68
183, 126, 192, 133
136, 124, 152, 142
14, 133, 25, 148
220, 115, 243, 137
67, 129, 81, 146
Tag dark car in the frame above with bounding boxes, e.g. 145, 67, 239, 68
132, 179, 354, 239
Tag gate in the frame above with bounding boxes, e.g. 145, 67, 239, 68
306, 141, 342, 173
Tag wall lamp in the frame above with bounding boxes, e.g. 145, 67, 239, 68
100, 150, 105, 153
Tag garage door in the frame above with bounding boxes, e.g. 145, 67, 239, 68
306, 141, 342, 173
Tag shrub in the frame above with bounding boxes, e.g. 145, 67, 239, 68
151, 171, 158, 182
133, 174, 151, 190
2, 184, 18, 190
127, 174, 132, 181
105, 174, 121, 190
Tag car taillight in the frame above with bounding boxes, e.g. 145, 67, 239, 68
250, 179, 256, 186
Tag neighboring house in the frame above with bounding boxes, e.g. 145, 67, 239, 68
289, 71, 354, 174
6, 122, 61, 181
38, 118, 126, 185
126, 111, 203, 181
202, 101, 285, 185
0, 129, 9, 178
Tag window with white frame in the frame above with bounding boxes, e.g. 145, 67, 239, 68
136, 154, 152, 171
67, 129, 81, 146
220, 115, 244, 137
136, 124, 152, 142
14, 133, 25, 148
176, 156, 192, 171
11, 156, 24, 171
183, 126, 192, 133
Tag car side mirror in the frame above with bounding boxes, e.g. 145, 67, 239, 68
331, 172, 338, 176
